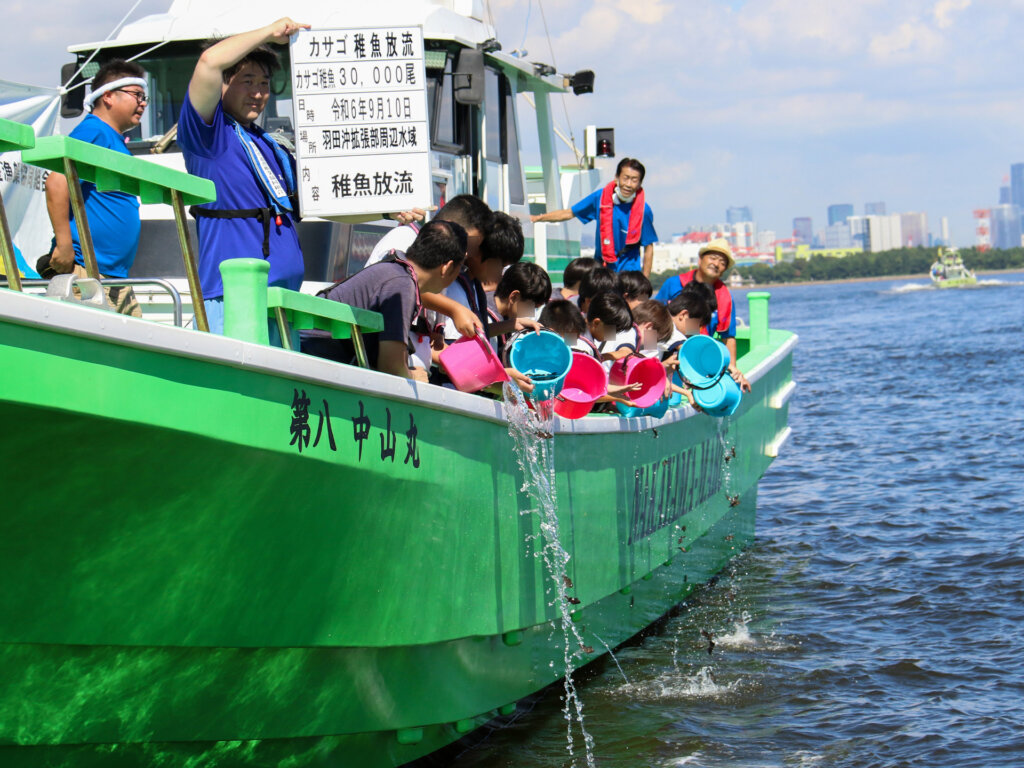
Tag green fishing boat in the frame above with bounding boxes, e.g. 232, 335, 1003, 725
0, 4, 796, 765
930, 247, 977, 288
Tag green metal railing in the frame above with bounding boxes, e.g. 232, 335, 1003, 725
0, 118, 36, 293
17, 128, 216, 330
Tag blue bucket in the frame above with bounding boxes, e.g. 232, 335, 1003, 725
668, 369, 685, 407
509, 330, 572, 399
614, 398, 669, 418
678, 335, 730, 387
693, 373, 742, 417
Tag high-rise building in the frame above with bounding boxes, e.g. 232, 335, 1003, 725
792, 217, 812, 244
941, 216, 950, 245
865, 202, 886, 216
825, 221, 853, 249
872, 215, 903, 252
851, 215, 902, 252
827, 204, 854, 227
1010, 164, 1024, 209
999, 186, 1011, 204
990, 204, 1022, 249
900, 212, 928, 247
848, 216, 868, 250
726, 206, 753, 224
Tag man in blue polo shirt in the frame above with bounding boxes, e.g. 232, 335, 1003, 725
178, 17, 309, 334
44, 59, 148, 316
531, 157, 657, 276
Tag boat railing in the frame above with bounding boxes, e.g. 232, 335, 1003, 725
13, 123, 216, 330
0, 277, 185, 327
220, 258, 383, 368
0, 117, 37, 293
747, 292, 770, 349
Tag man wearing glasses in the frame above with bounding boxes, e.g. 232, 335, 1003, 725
44, 59, 148, 316
654, 238, 751, 392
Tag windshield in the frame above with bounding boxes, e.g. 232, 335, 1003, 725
127, 45, 293, 144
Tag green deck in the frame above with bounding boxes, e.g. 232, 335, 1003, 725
0, 286, 794, 767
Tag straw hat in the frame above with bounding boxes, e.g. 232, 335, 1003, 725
698, 238, 735, 271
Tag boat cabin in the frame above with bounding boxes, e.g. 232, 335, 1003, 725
58, 0, 601, 289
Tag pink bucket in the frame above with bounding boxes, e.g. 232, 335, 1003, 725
554, 352, 607, 419
439, 334, 509, 392
609, 355, 667, 409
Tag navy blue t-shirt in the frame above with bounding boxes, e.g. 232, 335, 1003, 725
571, 188, 657, 272
68, 115, 140, 277
177, 97, 304, 300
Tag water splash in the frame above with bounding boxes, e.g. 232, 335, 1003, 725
503, 384, 596, 768
714, 615, 756, 649
613, 666, 741, 701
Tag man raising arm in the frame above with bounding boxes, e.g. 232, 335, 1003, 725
178, 18, 309, 335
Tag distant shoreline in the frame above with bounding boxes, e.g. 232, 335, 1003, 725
729, 268, 1023, 290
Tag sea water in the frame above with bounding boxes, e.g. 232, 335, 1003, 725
449, 273, 1024, 767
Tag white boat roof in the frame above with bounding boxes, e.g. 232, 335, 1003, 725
69, 0, 494, 53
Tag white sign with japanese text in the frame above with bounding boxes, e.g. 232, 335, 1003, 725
290, 27, 430, 218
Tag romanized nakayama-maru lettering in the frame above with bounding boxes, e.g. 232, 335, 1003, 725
287, 390, 420, 468
629, 437, 725, 544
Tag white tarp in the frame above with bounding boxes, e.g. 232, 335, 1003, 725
0, 80, 62, 271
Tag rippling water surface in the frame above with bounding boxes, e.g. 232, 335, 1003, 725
446, 274, 1024, 768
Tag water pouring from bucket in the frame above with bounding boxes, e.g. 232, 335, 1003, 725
508, 330, 573, 401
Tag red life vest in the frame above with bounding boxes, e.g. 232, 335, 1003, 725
678, 270, 732, 336
598, 181, 645, 265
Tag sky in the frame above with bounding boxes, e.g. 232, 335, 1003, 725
7, 0, 1024, 246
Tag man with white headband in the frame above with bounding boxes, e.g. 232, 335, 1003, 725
179, 18, 310, 338
531, 157, 657, 277
43, 59, 148, 316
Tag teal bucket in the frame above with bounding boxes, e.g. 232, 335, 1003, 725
693, 373, 742, 417
509, 330, 572, 399
615, 398, 669, 419
678, 335, 730, 387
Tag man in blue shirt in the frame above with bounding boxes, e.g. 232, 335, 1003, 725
44, 59, 147, 316
531, 157, 657, 276
179, 17, 309, 334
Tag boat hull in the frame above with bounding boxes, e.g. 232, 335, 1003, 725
931, 276, 978, 288
0, 290, 795, 767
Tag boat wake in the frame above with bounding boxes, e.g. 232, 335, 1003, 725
889, 278, 1018, 294
889, 283, 933, 293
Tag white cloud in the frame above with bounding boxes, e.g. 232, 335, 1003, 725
933, 0, 971, 28
615, 0, 670, 25
868, 21, 944, 60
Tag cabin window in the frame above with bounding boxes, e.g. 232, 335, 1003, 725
429, 55, 460, 150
